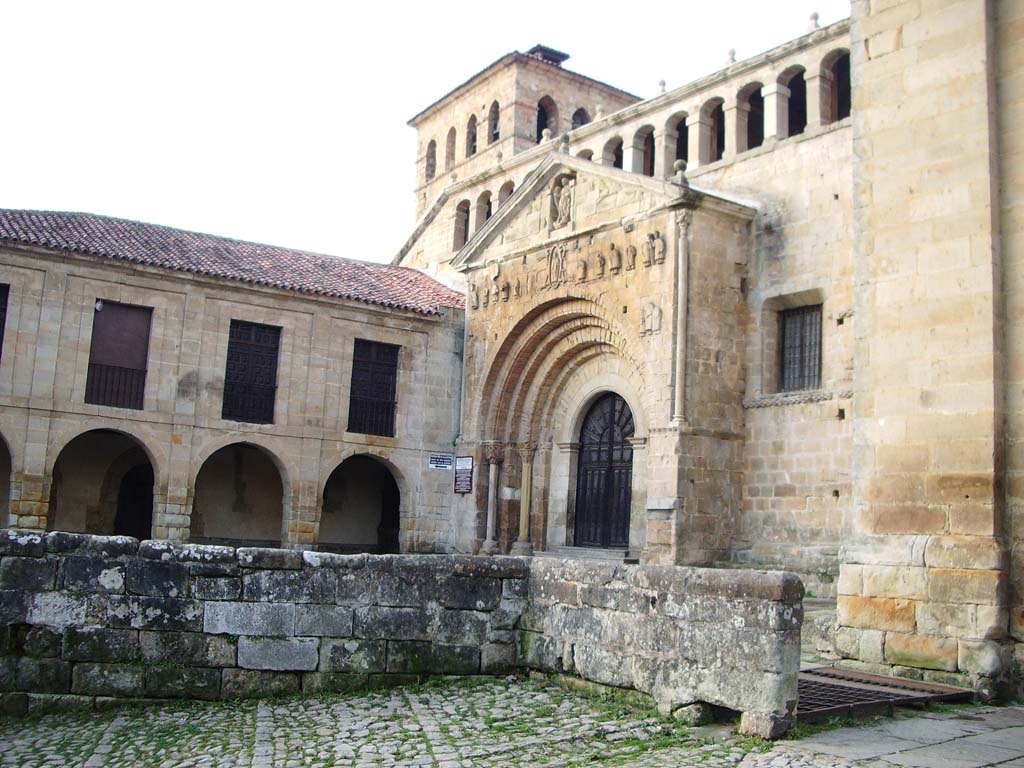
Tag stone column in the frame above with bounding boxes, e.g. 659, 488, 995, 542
805, 72, 830, 129
721, 94, 738, 162
511, 444, 535, 556
655, 129, 677, 178
689, 115, 706, 168
481, 445, 502, 555
762, 82, 789, 143
732, 101, 750, 155
672, 210, 692, 425
624, 137, 645, 175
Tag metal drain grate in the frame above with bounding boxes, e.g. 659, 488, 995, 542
797, 667, 973, 722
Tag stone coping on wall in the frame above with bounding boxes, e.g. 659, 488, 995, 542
0, 529, 803, 738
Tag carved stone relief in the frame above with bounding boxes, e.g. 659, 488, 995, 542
640, 302, 662, 336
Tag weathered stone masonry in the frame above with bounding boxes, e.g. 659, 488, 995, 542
0, 529, 802, 738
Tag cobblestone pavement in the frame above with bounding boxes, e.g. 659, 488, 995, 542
2, 677, 1022, 768
0, 677, 755, 768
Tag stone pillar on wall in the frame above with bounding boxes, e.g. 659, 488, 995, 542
690, 115, 710, 168
762, 82, 790, 142
804, 71, 829, 130
672, 209, 692, 426
732, 101, 751, 155
481, 444, 502, 555
654, 129, 676, 179
721, 95, 738, 163
841, 0, 1009, 693
624, 137, 645, 175
511, 443, 535, 556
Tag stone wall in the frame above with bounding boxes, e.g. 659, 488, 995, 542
0, 529, 802, 738
521, 558, 802, 738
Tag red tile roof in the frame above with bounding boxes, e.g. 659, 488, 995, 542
0, 210, 464, 316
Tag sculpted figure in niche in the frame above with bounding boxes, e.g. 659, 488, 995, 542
500, 280, 510, 302
653, 231, 666, 264
595, 252, 606, 278
626, 244, 637, 270
513, 277, 522, 299
576, 257, 588, 283
492, 282, 500, 304
470, 283, 480, 309
552, 177, 574, 228
544, 244, 569, 288
482, 285, 490, 307
643, 233, 656, 266
609, 243, 621, 274
640, 302, 662, 336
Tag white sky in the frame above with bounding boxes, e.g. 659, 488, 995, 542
0, 1, 851, 265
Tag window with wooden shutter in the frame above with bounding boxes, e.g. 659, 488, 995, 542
779, 304, 822, 392
222, 320, 281, 424
85, 300, 152, 410
347, 339, 399, 437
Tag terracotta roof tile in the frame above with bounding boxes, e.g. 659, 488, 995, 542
0, 210, 464, 316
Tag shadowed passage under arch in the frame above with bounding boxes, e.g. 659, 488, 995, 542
320, 455, 400, 554
47, 429, 155, 538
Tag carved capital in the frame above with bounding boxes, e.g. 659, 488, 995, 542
675, 208, 694, 233
482, 442, 505, 464
517, 442, 537, 462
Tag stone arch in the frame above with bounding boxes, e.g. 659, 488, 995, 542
571, 108, 590, 130
536, 95, 558, 141
779, 65, 807, 137
487, 101, 500, 144
602, 136, 624, 168
474, 190, 493, 232
632, 124, 656, 176
320, 454, 402, 554
576, 149, 594, 161
666, 111, 688, 167
424, 140, 437, 182
821, 48, 851, 123
47, 428, 159, 538
445, 127, 457, 171
465, 114, 478, 158
189, 440, 291, 547
498, 181, 515, 205
737, 82, 764, 152
453, 199, 471, 250
700, 97, 725, 163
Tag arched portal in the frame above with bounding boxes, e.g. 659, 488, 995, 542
573, 393, 635, 549
0, 434, 12, 528
190, 443, 284, 547
48, 429, 155, 537
320, 455, 400, 554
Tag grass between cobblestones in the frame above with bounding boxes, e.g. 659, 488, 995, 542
0, 676, 773, 768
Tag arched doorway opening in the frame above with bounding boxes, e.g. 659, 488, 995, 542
320, 455, 400, 554
190, 443, 284, 548
573, 393, 635, 549
48, 429, 154, 537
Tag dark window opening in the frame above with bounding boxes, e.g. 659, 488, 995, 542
425, 140, 436, 182
747, 89, 764, 149
711, 103, 725, 161
675, 120, 689, 164
453, 199, 470, 250
488, 101, 500, 143
642, 131, 655, 176
85, 300, 152, 410
348, 339, 399, 437
222, 319, 280, 424
787, 72, 807, 137
830, 53, 851, 122
572, 108, 590, 130
536, 103, 549, 142
779, 305, 822, 392
466, 116, 477, 157
0, 284, 8, 363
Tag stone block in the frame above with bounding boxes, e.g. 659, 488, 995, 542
0, 656, 15, 691
237, 548, 302, 570
837, 595, 916, 632
837, 565, 863, 595
145, 667, 221, 700
503, 578, 528, 599
492, 598, 524, 630
884, 632, 958, 671
0, 692, 28, 716
481, 642, 517, 673
45, 532, 137, 558
916, 601, 974, 638
958, 639, 1005, 676
140, 631, 235, 667
0, 590, 27, 623
21, 627, 61, 658
353, 606, 433, 641
193, 577, 241, 601
452, 556, 528, 580
294, 605, 353, 637
17, 658, 71, 693
437, 576, 501, 611
301, 551, 366, 570
739, 710, 792, 739
25, 693, 94, 712
580, 584, 648, 613
140, 540, 236, 565
386, 641, 479, 675
301, 672, 372, 693
238, 637, 318, 672
672, 702, 714, 725
221, 669, 299, 698
518, 631, 565, 671
0, 530, 44, 557
242, 569, 336, 603
72, 662, 145, 696
106, 596, 203, 631
975, 605, 1009, 640
573, 643, 635, 688
435, 610, 488, 646
833, 626, 861, 658
335, 570, 378, 605
204, 602, 295, 636
925, 536, 1004, 570
862, 565, 928, 600
859, 629, 886, 663
61, 557, 125, 593
63, 628, 140, 663
0, 556, 57, 591
928, 568, 1003, 605
126, 560, 189, 598
26, 592, 86, 629
318, 639, 386, 673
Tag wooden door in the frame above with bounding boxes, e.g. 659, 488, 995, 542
573, 393, 635, 548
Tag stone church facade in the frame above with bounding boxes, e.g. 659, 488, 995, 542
0, 0, 1022, 694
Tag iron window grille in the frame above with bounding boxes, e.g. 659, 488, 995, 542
348, 339, 399, 437
84, 300, 152, 410
222, 319, 281, 424
779, 304, 822, 392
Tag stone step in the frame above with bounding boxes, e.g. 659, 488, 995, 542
535, 546, 639, 563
